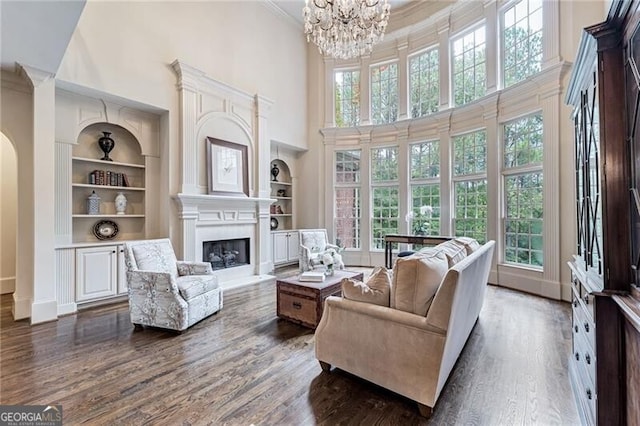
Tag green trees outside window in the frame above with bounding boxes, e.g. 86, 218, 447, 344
335, 70, 360, 127
371, 62, 399, 125
371, 147, 399, 249
502, 0, 543, 88
452, 26, 486, 106
409, 49, 439, 118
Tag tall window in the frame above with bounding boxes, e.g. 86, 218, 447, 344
410, 141, 440, 235
371, 62, 398, 125
335, 70, 360, 127
453, 130, 487, 243
409, 48, 439, 118
502, 0, 543, 88
503, 113, 543, 267
452, 25, 486, 106
371, 146, 399, 249
335, 150, 362, 249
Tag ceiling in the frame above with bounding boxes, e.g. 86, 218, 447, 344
273, 0, 414, 25
0, 0, 86, 75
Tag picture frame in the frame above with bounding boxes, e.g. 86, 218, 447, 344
206, 137, 249, 197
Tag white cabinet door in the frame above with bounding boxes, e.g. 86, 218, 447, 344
273, 232, 289, 265
287, 231, 299, 261
76, 245, 118, 302
117, 245, 128, 294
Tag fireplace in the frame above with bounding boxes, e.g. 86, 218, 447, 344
203, 238, 250, 271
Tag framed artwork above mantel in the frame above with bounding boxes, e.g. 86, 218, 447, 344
206, 137, 248, 197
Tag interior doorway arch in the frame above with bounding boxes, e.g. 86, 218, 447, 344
0, 132, 18, 295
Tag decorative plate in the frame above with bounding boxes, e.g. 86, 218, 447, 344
93, 220, 119, 240
270, 217, 279, 230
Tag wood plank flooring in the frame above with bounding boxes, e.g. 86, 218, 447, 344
0, 269, 579, 425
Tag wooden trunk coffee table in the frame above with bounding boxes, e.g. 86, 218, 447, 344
276, 270, 364, 329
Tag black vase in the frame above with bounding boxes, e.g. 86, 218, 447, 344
98, 131, 115, 161
271, 163, 280, 182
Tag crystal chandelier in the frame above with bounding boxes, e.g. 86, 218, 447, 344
303, 0, 391, 60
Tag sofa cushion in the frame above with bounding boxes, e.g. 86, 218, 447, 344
454, 237, 481, 255
342, 266, 391, 307
176, 275, 219, 301
391, 250, 448, 316
132, 241, 178, 276
436, 240, 467, 267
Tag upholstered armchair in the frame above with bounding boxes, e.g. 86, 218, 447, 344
298, 229, 342, 272
123, 238, 223, 332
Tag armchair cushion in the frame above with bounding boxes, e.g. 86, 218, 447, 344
391, 250, 448, 316
177, 275, 220, 301
342, 266, 391, 307
430, 240, 467, 267
131, 241, 178, 276
177, 261, 214, 276
453, 237, 481, 255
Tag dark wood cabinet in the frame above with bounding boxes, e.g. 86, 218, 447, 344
566, 1, 640, 424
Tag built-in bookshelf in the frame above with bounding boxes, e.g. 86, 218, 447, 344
270, 159, 293, 231
71, 125, 146, 242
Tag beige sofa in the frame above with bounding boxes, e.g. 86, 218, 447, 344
315, 239, 495, 417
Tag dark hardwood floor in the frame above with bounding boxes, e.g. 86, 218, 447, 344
0, 268, 579, 425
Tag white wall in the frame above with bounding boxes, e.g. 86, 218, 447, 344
57, 1, 307, 149
0, 133, 17, 294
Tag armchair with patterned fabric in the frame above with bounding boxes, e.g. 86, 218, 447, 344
298, 229, 342, 272
123, 238, 223, 332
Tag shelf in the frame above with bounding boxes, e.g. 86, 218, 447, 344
72, 157, 145, 169
73, 183, 145, 191
270, 181, 292, 186
274, 196, 292, 200
271, 214, 292, 217
73, 214, 145, 218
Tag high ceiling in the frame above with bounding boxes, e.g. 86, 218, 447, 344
0, 1, 86, 75
273, 0, 414, 25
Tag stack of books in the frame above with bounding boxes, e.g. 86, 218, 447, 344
299, 271, 325, 282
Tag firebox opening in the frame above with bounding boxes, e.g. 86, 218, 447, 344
203, 238, 250, 270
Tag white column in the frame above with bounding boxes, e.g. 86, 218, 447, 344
255, 95, 275, 274
397, 38, 410, 120
171, 60, 202, 194
324, 57, 335, 128
19, 64, 58, 324
360, 55, 372, 125
55, 142, 73, 245
437, 18, 451, 110
541, 91, 561, 298
438, 117, 452, 235
542, 0, 561, 68
484, 0, 498, 93
397, 129, 410, 234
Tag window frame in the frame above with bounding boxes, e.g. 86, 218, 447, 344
409, 140, 441, 236
450, 22, 487, 107
370, 145, 400, 250
334, 67, 361, 128
334, 149, 363, 250
370, 59, 399, 125
408, 46, 440, 118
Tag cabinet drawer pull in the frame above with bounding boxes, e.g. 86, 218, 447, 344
574, 325, 579, 333
292, 302, 302, 310
112, 250, 116, 253
575, 352, 580, 361
586, 388, 592, 400
573, 300, 578, 308
584, 322, 590, 333
583, 294, 589, 305
585, 353, 591, 364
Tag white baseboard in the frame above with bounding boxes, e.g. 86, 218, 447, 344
497, 268, 562, 300
0, 276, 15, 294
30, 300, 58, 324
12, 294, 31, 320
57, 302, 78, 316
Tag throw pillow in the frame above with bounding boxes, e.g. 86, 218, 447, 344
436, 240, 467, 267
391, 250, 448, 316
454, 236, 481, 255
342, 266, 391, 307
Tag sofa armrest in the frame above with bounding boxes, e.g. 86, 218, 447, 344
176, 261, 213, 276
126, 271, 179, 293
325, 243, 340, 251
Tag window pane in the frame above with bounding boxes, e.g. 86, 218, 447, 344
502, 0, 544, 88
371, 146, 399, 182
504, 172, 543, 266
372, 187, 399, 249
335, 187, 361, 249
335, 70, 360, 127
454, 179, 488, 243
504, 113, 543, 168
411, 184, 440, 235
453, 130, 487, 176
371, 62, 399, 125
409, 48, 440, 118
336, 150, 361, 183
452, 25, 486, 106
410, 140, 440, 179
